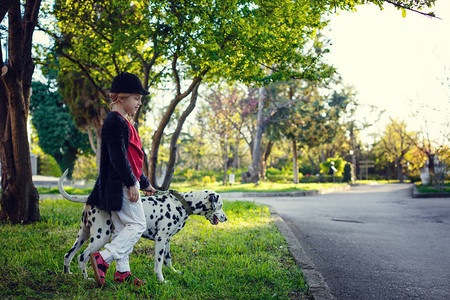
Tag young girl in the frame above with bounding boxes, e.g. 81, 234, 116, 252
86, 72, 156, 286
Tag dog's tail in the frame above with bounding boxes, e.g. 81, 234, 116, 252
58, 169, 88, 203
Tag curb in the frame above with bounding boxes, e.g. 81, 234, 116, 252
268, 206, 335, 300
412, 184, 450, 198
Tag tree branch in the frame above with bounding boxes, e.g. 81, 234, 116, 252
57, 50, 108, 100
162, 81, 201, 189
383, 0, 440, 19
111, 52, 120, 74
172, 50, 181, 96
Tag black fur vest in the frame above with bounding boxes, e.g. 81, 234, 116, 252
87, 112, 150, 212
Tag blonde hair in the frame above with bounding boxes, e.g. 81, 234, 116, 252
110, 92, 135, 124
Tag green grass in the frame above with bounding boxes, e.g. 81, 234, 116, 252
170, 181, 347, 193
415, 182, 450, 193
37, 186, 92, 195
354, 179, 403, 184
37, 182, 347, 195
0, 199, 310, 299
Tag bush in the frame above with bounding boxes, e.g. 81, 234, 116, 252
409, 175, 421, 183
320, 156, 346, 177
266, 174, 292, 183
342, 163, 353, 183
72, 154, 97, 180
266, 167, 283, 175
37, 153, 62, 177
367, 174, 385, 181
202, 175, 216, 184
299, 165, 314, 176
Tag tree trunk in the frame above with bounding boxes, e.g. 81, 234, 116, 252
59, 146, 78, 180
293, 139, 299, 184
261, 140, 273, 180
0, 75, 40, 224
0, 0, 41, 224
396, 159, 404, 183
158, 81, 201, 190
250, 85, 268, 184
221, 139, 228, 186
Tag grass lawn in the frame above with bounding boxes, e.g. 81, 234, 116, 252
36, 181, 347, 195
415, 182, 450, 193
354, 180, 403, 184
171, 181, 347, 193
0, 199, 310, 299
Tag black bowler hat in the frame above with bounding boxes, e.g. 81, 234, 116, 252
110, 72, 149, 95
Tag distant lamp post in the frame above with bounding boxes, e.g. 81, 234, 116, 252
349, 150, 356, 182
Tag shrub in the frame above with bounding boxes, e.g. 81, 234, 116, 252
299, 175, 343, 183
320, 157, 346, 176
72, 154, 97, 180
37, 153, 62, 177
202, 175, 216, 184
342, 163, 353, 183
409, 175, 421, 183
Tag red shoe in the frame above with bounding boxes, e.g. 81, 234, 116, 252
90, 252, 109, 286
114, 271, 146, 286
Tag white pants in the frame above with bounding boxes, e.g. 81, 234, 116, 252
100, 182, 146, 272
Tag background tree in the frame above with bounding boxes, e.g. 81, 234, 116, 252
379, 118, 417, 182
0, 0, 42, 224
200, 85, 251, 185
57, 71, 108, 170
268, 82, 350, 183
29, 81, 91, 179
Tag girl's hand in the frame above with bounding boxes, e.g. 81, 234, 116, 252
128, 185, 140, 202
143, 185, 157, 196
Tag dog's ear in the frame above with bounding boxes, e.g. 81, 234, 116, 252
208, 193, 219, 210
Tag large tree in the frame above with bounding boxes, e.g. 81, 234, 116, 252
0, 0, 42, 224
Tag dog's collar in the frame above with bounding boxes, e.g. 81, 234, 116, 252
169, 190, 193, 215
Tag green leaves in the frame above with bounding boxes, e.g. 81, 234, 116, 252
29, 81, 92, 178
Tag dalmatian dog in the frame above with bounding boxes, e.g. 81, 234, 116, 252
58, 170, 227, 283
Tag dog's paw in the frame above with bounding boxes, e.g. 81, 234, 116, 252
163, 280, 172, 285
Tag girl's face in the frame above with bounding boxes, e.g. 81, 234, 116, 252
121, 94, 142, 115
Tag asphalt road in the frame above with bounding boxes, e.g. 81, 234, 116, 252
230, 184, 450, 300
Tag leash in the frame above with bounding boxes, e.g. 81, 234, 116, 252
169, 189, 194, 216
151, 189, 194, 216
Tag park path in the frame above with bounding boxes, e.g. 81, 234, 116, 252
223, 184, 450, 300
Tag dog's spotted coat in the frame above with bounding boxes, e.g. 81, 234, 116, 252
63, 190, 227, 282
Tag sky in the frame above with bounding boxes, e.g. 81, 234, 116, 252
323, 1, 450, 145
